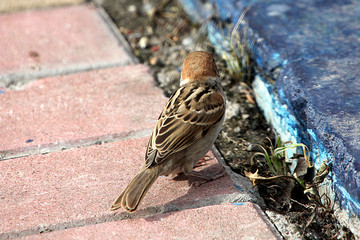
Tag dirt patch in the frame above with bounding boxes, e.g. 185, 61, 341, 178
101, 0, 354, 239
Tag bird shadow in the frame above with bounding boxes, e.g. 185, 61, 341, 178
144, 162, 234, 222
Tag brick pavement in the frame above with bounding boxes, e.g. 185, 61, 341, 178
0, 66, 164, 159
22, 204, 279, 240
0, 4, 133, 88
0, 3, 281, 239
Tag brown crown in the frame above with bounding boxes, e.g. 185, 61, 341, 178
181, 51, 218, 82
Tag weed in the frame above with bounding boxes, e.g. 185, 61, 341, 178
249, 136, 311, 188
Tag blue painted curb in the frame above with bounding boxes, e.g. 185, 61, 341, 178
178, 0, 360, 218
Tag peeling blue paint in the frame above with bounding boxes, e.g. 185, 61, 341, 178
233, 184, 243, 192
232, 202, 245, 206
271, 53, 280, 62
252, 76, 299, 145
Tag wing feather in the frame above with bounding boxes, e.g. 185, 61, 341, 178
145, 83, 225, 168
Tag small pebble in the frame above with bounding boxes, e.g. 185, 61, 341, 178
242, 114, 250, 119
127, 5, 137, 14
234, 127, 241, 133
182, 37, 193, 47
172, 35, 179, 42
138, 36, 149, 49
225, 101, 241, 120
143, 2, 156, 17
146, 26, 153, 35
151, 45, 159, 52
150, 57, 157, 65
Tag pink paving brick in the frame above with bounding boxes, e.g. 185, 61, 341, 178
0, 4, 133, 83
0, 65, 166, 158
0, 138, 239, 237
23, 203, 280, 240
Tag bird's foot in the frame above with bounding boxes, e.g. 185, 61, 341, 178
188, 165, 225, 187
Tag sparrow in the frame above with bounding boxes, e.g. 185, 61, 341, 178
110, 51, 226, 212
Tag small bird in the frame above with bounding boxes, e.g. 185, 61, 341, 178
110, 51, 226, 212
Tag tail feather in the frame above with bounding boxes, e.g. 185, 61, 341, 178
110, 168, 159, 212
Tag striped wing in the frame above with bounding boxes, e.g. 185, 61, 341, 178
145, 83, 225, 168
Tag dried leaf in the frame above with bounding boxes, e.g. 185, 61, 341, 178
244, 170, 295, 186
